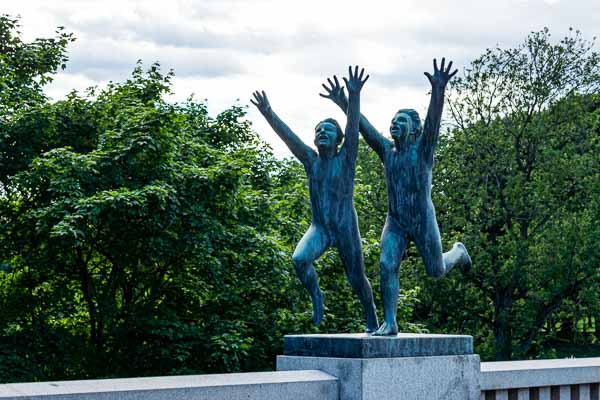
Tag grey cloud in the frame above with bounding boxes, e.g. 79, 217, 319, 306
358, 0, 599, 63
57, 13, 287, 54
374, 52, 478, 89
282, 36, 362, 75
281, 38, 461, 89
358, 2, 597, 62
50, 3, 343, 56
65, 38, 245, 81
349, 5, 599, 88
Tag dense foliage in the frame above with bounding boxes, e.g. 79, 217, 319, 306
424, 28, 600, 360
0, 15, 420, 381
0, 60, 299, 379
0, 16, 598, 381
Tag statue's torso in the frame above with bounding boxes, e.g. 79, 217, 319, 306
384, 140, 433, 230
306, 155, 356, 234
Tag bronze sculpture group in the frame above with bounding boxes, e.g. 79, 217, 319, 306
251, 59, 472, 336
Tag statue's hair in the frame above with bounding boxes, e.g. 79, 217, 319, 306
315, 118, 344, 144
395, 109, 422, 133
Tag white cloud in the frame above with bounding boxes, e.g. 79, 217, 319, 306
4, 0, 599, 157
63, 37, 246, 80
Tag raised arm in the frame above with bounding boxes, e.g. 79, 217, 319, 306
422, 57, 457, 164
251, 90, 316, 166
320, 75, 390, 161
339, 66, 369, 163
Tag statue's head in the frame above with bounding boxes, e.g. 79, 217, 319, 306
390, 109, 421, 141
314, 118, 344, 152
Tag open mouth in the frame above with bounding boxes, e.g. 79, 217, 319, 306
392, 125, 407, 135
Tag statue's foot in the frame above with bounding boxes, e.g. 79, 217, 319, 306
454, 242, 471, 275
372, 321, 398, 336
312, 290, 325, 326
365, 316, 379, 334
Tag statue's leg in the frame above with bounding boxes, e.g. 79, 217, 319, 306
414, 208, 471, 277
336, 215, 379, 333
292, 224, 329, 325
373, 216, 407, 336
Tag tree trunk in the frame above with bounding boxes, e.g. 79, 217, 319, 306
494, 286, 513, 360
76, 248, 102, 349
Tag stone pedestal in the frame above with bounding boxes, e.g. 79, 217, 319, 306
277, 333, 480, 400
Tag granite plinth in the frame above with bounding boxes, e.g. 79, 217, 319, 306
284, 333, 473, 358
277, 354, 481, 400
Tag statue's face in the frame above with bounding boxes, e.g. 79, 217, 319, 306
390, 112, 414, 140
314, 121, 339, 150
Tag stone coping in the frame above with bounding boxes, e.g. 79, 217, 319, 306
0, 370, 338, 399
284, 333, 474, 358
480, 357, 600, 390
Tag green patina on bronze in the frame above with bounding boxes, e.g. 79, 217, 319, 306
252, 67, 379, 332
321, 58, 471, 336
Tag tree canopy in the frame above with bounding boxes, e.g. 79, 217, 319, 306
0, 16, 598, 381
423, 27, 600, 360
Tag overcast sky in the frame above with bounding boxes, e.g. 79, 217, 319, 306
4, 0, 599, 156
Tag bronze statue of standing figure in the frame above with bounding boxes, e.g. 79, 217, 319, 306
321, 58, 472, 336
252, 66, 379, 332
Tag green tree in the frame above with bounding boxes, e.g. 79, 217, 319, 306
7, 13, 597, 381
0, 14, 75, 188
0, 57, 309, 380
0, 14, 73, 114
422, 28, 600, 360
0, 15, 423, 381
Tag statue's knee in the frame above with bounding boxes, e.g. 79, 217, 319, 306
291, 253, 308, 272
380, 260, 397, 276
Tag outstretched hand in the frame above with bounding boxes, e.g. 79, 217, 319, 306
319, 75, 347, 107
424, 57, 458, 88
251, 90, 272, 114
344, 66, 369, 94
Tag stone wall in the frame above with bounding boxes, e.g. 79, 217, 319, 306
1, 354, 599, 399
0, 370, 338, 400
480, 357, 600, 400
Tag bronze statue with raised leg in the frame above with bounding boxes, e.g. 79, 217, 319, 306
320, 58, 471, 336
252, 66, 379, 332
